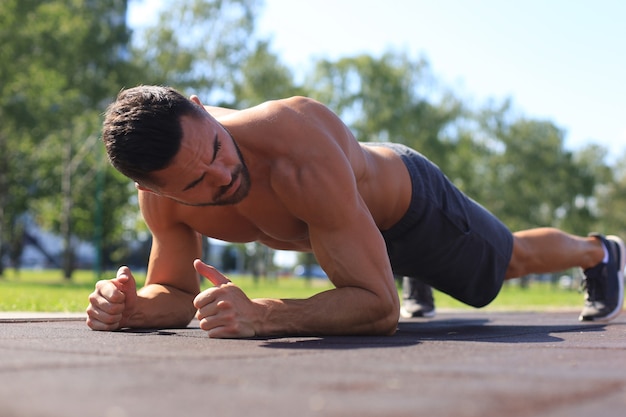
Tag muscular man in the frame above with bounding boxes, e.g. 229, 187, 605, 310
87, 86, 624, 337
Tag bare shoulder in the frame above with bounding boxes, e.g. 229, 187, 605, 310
235, 96, 334, 123
215, 97, 346, 140
137, 189, 187, 232
251, 97, 357, 150
271, 96, 326, 111
204, 105, 238, 118
261, 96, 337, 122
245, 99, 364, 219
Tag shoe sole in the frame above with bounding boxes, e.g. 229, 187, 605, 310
400, 307, 436, 319
580, 235, 625, 322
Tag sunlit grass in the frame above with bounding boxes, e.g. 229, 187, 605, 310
0, 269, 585, 313
0, 269, 112, 312
433, 280, 584, 312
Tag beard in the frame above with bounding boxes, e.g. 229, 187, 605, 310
181, 132, 251, 207
211, 163, 251, 206
210, 133, 250, 206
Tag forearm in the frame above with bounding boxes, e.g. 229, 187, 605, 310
254, 287, 400, 337
122, 284, 197, 329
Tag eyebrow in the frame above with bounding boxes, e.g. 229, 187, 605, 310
211, 132, 220, 162
182, 133, 219, 192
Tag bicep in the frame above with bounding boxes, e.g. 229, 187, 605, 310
139, 192, 202, 295
271, 99, 396, 297
308, 198, 395, 296
276, 152, 395, 297
146, 225, 202, 295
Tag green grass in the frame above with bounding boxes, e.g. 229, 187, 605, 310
433, 280, 584, 312
0, 269, 103, 312
0, 269, 584, 313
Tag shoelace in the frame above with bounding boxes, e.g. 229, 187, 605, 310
580, 265, 607, 303
580, 277, 596, 301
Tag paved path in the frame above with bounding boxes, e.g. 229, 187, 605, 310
1, 311, 625, 417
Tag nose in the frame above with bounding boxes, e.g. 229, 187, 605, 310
206, 164, 232, 187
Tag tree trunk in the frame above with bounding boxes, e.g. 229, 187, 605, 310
0, 133, 7, 278
61, 141, 74, 280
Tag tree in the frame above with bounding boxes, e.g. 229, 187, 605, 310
474, 101, 601, 234
133, 0, 261, 104
0, 131, 10, 275
592, 150, 626, 238
307, 51, 462, 171
234, 40, 308, 107
0, 0, 138, 278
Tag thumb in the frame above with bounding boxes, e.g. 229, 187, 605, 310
194, 259, 231, 287
112, 266, 138, 311
112, 266, 136, 293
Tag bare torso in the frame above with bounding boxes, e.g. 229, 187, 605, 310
88, 88, 606, 336
141, 96, 412, 253
101, 95, 408, 336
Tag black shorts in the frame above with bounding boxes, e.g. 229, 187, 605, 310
374, 143, 514, 307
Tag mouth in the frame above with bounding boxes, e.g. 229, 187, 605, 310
218, 172, 240, 199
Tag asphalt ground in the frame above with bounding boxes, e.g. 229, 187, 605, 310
1, 310, 625, 417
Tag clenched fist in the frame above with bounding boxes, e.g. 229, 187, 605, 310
193, 259, 259, 338
86, 266, 138, 331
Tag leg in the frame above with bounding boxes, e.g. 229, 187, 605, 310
507, 228, 624, 322
506, 228, 604, 279
400, 277, 436, 318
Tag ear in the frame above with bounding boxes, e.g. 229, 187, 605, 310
135, 182, 156, 193
190, 94, 203, 107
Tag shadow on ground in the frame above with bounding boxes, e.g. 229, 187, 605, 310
110, 315, 610, 350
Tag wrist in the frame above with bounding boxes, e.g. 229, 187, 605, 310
252, 298, 293, 337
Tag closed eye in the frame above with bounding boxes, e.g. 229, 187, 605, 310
183, 173, 205, 191
182, 133, 219, 192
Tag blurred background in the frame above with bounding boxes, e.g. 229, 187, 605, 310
1, 0, 625, 283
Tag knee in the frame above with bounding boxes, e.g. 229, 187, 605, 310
506, 236, 530, 279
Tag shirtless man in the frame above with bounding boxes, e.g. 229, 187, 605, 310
87, 85, 625, 337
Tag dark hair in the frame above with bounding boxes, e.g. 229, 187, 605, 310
102, 85, 204, 186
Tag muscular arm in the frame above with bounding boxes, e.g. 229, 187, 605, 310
189, 97, 400, 337
251, 100, 400, 336
197, 168, 400, 337
254, 212, 400, 336
122, 191, 202, 329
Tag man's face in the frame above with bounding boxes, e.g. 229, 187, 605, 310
141, 114, 251, 207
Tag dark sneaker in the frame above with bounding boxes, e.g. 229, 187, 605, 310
579, 234, 625, 322
400, 276, 436, 318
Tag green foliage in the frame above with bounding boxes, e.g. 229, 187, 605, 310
308, 51, 462, 172
234, 41, 308, 106
593, 151, 626, 238
472, 102, 605, 232
133, 0, 261, 103
1, 0, 132, 128
0, 0, 137, 277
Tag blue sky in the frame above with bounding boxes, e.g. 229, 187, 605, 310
129, 0, 626, 161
